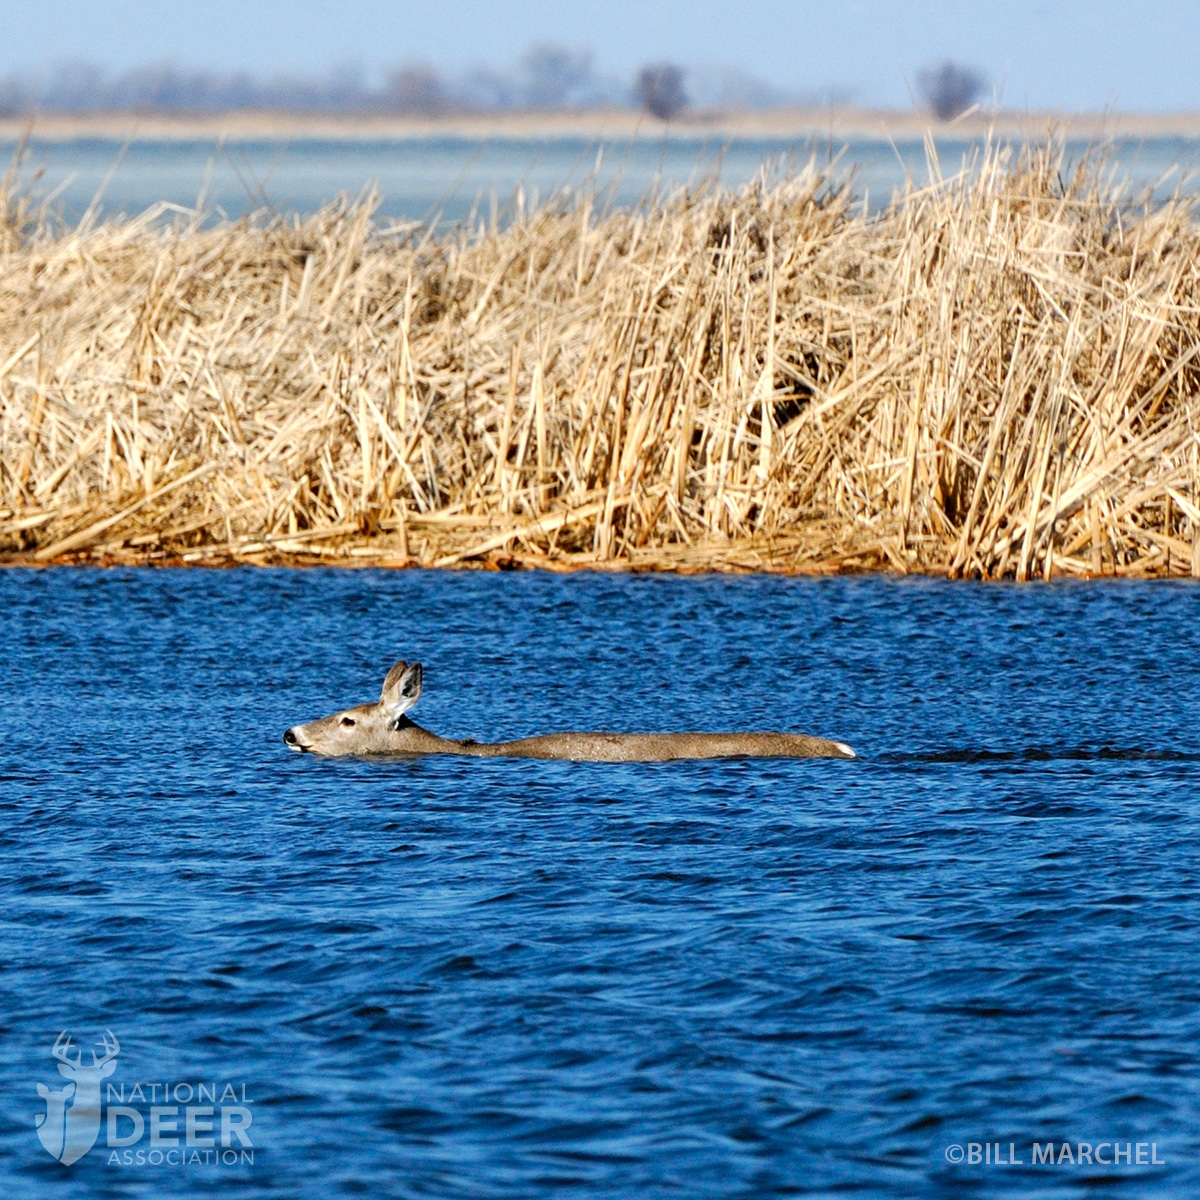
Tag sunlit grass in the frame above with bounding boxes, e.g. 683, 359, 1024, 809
2, 139, 1199, 577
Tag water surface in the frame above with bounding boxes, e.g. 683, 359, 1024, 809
1, 569, 1199, 1197
4, 135, 1199, 225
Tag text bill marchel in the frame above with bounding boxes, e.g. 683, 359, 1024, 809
944, 1141, 1166, 1167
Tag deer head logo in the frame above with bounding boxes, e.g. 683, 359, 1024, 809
35, 1030, 119, 1165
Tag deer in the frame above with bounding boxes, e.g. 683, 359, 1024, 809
283, 660, 855, 762
35, 1030, 119, 1165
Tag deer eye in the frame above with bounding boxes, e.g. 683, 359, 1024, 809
340, 716, 356, 727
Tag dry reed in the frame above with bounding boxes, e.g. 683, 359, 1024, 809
2, 139, 1200, 578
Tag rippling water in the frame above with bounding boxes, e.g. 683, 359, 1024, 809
2, 568, 1199, 1197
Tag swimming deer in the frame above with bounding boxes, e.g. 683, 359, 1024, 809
283, 660, 855, 762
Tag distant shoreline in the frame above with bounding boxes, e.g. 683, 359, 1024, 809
6, 106, 1200, 143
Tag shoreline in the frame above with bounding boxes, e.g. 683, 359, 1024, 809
3, 142, 1199, 582
6, 106, 1200, 144
0, 545, 1164, 578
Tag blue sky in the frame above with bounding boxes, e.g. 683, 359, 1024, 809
3, 0, 1200, 110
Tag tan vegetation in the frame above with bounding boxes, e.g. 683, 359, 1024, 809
10, 109, 1200, 144
2, 140, 1200, 577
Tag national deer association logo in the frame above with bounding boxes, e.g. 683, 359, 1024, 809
34, 1028, 254, 1169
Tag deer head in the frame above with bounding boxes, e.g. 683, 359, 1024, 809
283, 660, 423, 756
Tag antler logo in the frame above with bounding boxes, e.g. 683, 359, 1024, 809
35, 1030, 120, 1165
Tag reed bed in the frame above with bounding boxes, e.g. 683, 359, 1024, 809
2, 140, 1200, 577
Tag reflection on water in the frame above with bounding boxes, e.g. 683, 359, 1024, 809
1, 568, 1199, 1197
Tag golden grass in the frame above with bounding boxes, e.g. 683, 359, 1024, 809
2, 139, 1200, 577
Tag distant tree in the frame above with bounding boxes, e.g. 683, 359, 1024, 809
454, 67, 516, 111
43, 60, 108, 111
384, 65, 448, 115
520, 44, 593, 108
0, 77, 28, 116
111, 64, 260, 112
327, 62, 370, 110
917, 60, 986, 121
636, 63, 687, 119
697, 68, 788, 111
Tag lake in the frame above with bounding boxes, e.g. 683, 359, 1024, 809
4, 134, 1200, 226
1, 566, 1199, 1196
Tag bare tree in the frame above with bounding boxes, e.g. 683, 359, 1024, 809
520, 44, 593, 108
917, 60, 986, 121
384, 65, 448, 115
0, 74, 31, 115
454, 66, 516, 111
636, 63, 687, 119
0, 49, 696, 117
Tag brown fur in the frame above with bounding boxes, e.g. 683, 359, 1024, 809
284, 660, 855, 762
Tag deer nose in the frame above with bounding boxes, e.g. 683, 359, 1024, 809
283, 728, 298, 745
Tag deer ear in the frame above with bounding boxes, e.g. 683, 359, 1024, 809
381, 660, 422, 720
380, 660, 409, 701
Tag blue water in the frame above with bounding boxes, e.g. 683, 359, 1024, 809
1, 568, 1199, 1198
3, 135, 1200, 226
